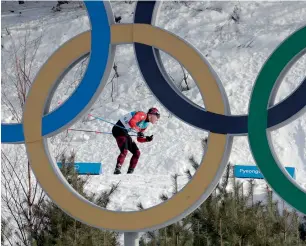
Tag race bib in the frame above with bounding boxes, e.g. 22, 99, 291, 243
119, 112, 135, 130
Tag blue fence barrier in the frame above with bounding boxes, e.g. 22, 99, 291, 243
57, 162, 102, 175
234, 165, 295, 180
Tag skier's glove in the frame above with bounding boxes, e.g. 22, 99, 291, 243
137, 132, 145, 138
146, 135, 153, 142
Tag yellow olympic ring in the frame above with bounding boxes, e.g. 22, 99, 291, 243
23, 24, 232, 231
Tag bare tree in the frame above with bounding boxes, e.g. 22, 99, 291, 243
2, 27, 43, 121
178, 64, 190, 92
1, 148, 46, 246
1, 26, 46, 246
104, 62, 119, 102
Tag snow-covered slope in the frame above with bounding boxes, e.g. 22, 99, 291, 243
2, 1, 306, 216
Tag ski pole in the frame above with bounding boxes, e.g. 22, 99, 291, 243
68, 128, 112, 135
88, 114, 138, 134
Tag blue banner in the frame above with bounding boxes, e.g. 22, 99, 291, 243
234, 165, 295, 180
57, 162, 102, 175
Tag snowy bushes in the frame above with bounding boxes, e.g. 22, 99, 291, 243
1, 152, 121, 246
138, 138, 306, 246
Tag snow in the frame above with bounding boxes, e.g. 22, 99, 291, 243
1, 0, 306, 238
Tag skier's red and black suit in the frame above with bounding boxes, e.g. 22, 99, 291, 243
112, 112, 149, 169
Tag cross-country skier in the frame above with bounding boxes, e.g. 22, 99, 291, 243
112, 107, 160, 174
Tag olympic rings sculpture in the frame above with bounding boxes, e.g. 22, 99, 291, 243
1, 1, 306, 232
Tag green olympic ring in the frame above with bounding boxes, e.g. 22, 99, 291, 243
249, 26, 306, 213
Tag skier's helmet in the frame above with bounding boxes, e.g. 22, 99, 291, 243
148, 107, 160, 119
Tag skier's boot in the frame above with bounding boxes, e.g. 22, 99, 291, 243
127, 167, 134, 174
114, 163, 122, 175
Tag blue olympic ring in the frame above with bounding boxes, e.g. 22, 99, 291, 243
1, 1, 111, 143
134, 1, 306, 135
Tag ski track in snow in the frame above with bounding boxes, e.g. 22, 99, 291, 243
2, 2, 306, 239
